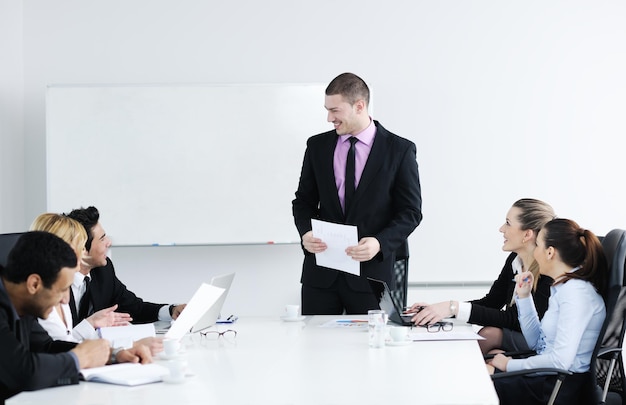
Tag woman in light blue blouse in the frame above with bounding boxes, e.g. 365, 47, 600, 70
489, 218, 607, 405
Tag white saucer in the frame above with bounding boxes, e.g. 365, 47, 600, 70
158, 353, 183, 360
386, 339, 411, 346
161, 375, 186, 384
280, 315, 306, 322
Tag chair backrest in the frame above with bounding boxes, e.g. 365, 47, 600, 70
0, 232, 24, 268
391, 257, 409, 308
592, 229, 626, 402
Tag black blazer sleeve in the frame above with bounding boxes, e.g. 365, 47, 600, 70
89, 258, 166, 324
1, 307, 78, 402
467, 273, 553, 331
470, 253, 517, 309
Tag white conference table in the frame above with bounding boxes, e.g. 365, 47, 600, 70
8, 316, 498, 405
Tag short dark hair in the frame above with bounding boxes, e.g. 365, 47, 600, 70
2, 231, 77, 289
325, 72, 370, 106
66, 206, 100, 251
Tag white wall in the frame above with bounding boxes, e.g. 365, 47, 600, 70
108, 244, 303, 317
0, 0, 24, 232
2, 1, 625, 314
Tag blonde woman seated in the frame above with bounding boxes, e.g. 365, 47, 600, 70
406, 199, 555, 355
32, 213, 162, 354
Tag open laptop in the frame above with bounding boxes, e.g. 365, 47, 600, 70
189, 272, 235, 333
161, 272, 235, 338
367, 277, 415, 326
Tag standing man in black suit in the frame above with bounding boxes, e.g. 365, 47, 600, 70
292, 72, 423, 315
66, 206, 186, 326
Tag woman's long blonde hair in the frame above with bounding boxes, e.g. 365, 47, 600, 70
512, 198, 556, 291
30, 213, 88, 260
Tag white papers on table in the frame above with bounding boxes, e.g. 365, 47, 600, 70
311, 219, 359, 276
80, 363, 169, 386
98, 324, 156, 348
408, 329, 485, 341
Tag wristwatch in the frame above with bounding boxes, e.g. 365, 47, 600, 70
109, 337, 134, 364
169, 304, 177, 317
449, 300, 457, 317
110, 346, 130, 364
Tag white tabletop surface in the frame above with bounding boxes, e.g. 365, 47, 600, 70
7, 316, 498, 405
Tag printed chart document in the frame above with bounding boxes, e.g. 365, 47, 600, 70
80, 363, 169, 386
311, 219, 359, 276
319, 319, 369, 329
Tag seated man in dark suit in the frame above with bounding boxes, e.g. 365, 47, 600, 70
66, 206, 186, 326
0, 232, 151, 402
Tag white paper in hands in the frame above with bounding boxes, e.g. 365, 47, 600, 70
311, 219, 359, 276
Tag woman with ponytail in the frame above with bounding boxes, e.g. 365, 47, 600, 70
489, 218, 608, 404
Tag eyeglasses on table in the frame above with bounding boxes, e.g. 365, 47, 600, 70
199, 329, 238, 340
425, 321, 453, 333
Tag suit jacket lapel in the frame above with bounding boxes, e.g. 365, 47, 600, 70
319, 133, 344, 217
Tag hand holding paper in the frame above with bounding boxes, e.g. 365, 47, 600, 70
301, 231, 327, 254
311, 219, 359, 276
346, 237, 380, 262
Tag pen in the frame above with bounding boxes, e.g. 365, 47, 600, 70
336, 320, 368, 323
96, 327, 102, 338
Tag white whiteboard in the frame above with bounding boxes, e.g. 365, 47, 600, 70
46, 84, 329, 246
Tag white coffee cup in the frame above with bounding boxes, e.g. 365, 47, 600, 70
163, 338, 181, 357
164, 359, 187, 382
285, 304, 300, 319
389, 326, 410, 342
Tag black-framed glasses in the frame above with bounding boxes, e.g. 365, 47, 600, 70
425, 321, 453, 333
199, 329, 237, 340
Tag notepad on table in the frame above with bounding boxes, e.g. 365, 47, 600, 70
80, 363, 169, 386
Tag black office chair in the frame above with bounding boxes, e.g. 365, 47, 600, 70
592, 229, 626, 404
491, 228, 626, 405
0, 232, 24, 267
391, 256, 409, 309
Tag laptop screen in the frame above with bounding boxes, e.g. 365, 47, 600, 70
190, 272, 235, 333
367, 277, 412, 326
164, 283, 225, 340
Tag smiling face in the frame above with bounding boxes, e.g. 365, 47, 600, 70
84, 222, 111, 268
499, 206, 532, 253
324, 94, 368, 135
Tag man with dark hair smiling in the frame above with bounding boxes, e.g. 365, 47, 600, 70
0, 232, 151, 402
66, 206, 185, 325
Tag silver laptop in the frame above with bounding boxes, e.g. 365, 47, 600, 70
156, 272, 235, 335
190, 272, 235, 333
